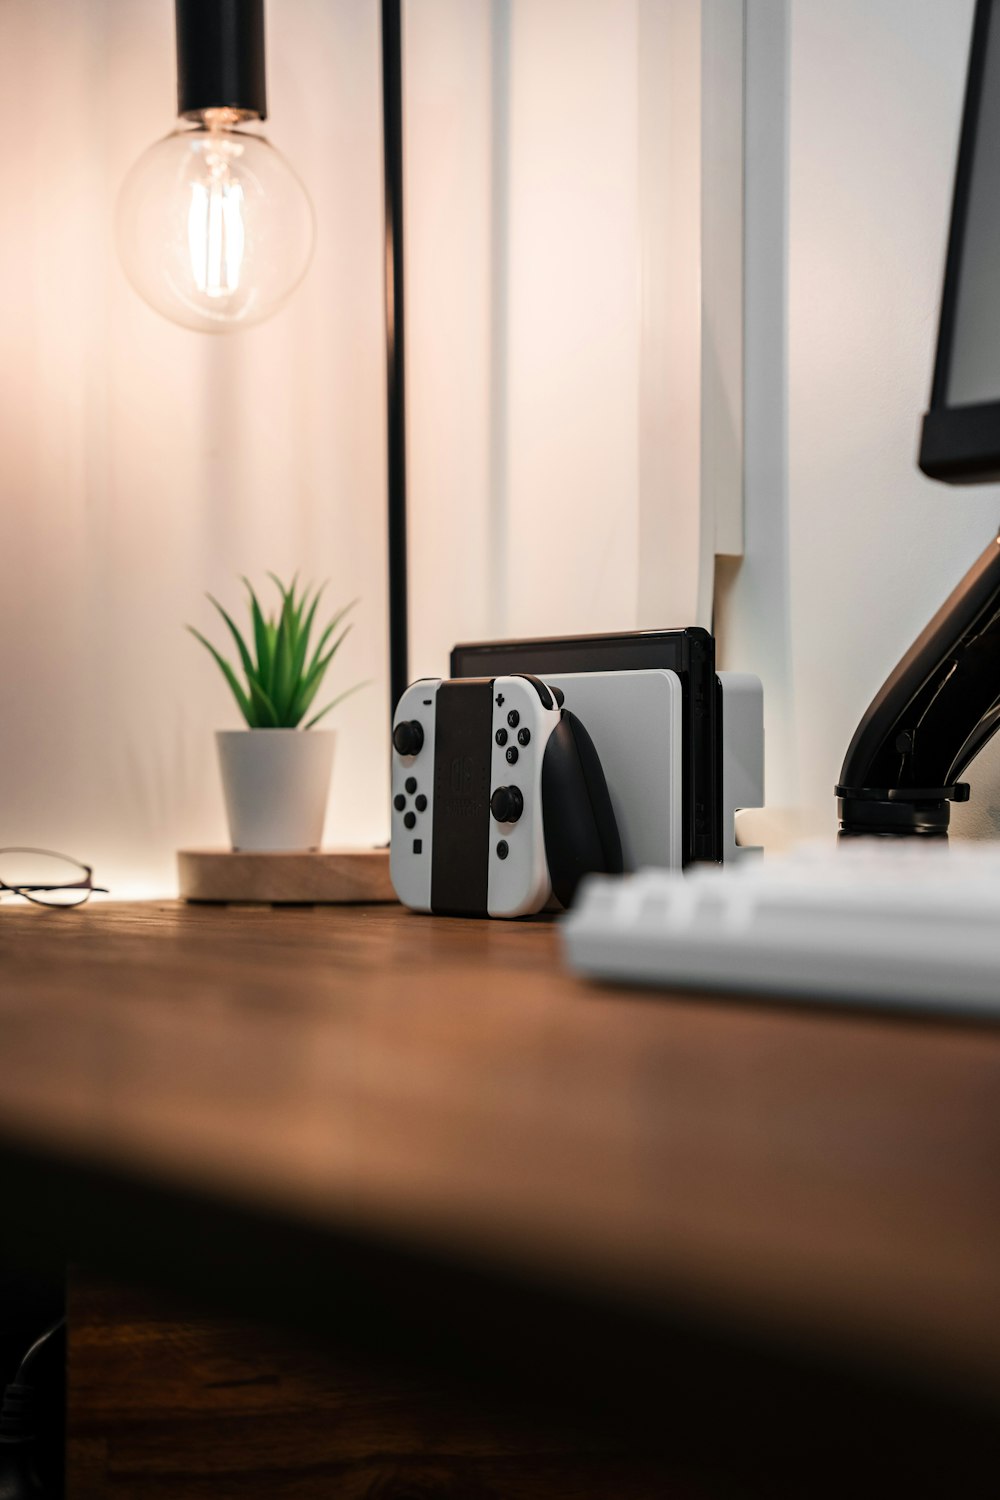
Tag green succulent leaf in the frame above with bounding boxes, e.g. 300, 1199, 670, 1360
248, 677, 280, 728
265, 619, 279, 694
187, 627, 253, 725
306, 599, 357, 677
206, 595, 255, 683
292, 582, 326, 687
242, 577, 272, 684
303, 679, 371, 729
290, 625, 353, 723
287, 667, 326, 726
273, 573, 312, 669
272, 592, 297, 721
268, 569, 296, 603
190, 578, 367, 730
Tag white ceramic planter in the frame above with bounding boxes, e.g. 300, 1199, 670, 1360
216, 730, 335, 852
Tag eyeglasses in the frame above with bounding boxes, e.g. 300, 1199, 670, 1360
0, 848, 108, 909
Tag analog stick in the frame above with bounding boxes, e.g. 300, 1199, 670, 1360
393, 720, 424, 756
490, 786, 523, 823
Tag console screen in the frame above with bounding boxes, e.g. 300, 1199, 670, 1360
947, 3, 1000, 405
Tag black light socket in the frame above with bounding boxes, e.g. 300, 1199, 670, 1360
175, 0, 267, 121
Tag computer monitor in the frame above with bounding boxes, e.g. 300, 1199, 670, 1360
920, 0, 1000, 482
840, 0, 1000, 835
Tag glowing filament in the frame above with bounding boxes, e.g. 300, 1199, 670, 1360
187, 175, 246, 298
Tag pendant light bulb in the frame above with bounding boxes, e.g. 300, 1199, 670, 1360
116, 107, 315, 333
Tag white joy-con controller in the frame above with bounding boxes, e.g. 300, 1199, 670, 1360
389, 679, 440, 913
390, 675, 564, 918
485, 675, 562, 917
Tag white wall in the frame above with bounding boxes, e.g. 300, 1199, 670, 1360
0, 0, 702, 894
8, 0, 981, 884
406, 0, 646, 671
406, 0, 687, 672
0, 0, 390, 895
719, 0, 1000, 841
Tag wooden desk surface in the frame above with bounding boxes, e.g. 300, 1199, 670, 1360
2, 900, 1000, 1401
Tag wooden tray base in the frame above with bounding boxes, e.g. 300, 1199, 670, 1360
177, 848, 396, 905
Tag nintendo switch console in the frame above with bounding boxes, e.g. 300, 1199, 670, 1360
451, 630, 763, 865
543, 670, 684, 870
514, 668, 760, 871
390, 674, 623, 918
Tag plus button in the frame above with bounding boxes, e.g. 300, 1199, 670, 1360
496, 693, 505, 707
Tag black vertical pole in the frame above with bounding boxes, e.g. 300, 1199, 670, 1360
381, 0, 408, 716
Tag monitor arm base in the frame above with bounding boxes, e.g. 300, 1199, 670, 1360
836, 784, 969, 838
837, 527, 1000, 838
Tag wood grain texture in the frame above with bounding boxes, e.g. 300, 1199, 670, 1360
176, 847, 396, 904
66, 1271, 1000, 1500
66, 1274, 700, 1500
2, 901, 1000, 1398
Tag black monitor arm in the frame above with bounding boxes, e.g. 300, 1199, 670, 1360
837, 527, 1000, 835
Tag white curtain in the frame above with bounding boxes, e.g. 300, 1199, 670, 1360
0, 0, 389, 893
0, 0, 707, 895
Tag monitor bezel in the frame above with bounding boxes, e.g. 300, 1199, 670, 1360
918, 0, 1000, 483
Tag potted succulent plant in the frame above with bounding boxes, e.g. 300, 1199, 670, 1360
189, 575, 366, 852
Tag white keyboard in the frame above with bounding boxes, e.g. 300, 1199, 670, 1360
561, 842, 1000, 1016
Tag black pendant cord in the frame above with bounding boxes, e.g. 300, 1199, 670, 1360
382, 0, 409, 717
